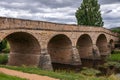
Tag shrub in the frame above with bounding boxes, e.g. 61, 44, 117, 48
112, 51, 120, 54
109, 74, 119, 80
0, 54, 8, 64
104, 61, 120, 69
80, 67, 101, 76
98, 61, 120, 75
104, 61, 115, 67
2, 48, 10, 53
107, 53, 120, 62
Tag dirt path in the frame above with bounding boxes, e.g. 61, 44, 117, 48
0, 68, 59, 80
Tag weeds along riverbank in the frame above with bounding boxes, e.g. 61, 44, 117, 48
0, 51, 120, 80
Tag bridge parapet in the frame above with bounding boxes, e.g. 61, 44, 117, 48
0, 17, 118, 37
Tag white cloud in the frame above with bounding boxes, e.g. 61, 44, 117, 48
100, 3, 120, 28
0, 0, 120, 28
0, 7, 31, 18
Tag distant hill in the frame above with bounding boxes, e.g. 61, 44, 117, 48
110, 27, 120, 30
110, 27, 120, 34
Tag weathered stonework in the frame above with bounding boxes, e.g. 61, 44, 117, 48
71, 47, 81, 65
0, 17, 119, 70
39, 49, 53, 70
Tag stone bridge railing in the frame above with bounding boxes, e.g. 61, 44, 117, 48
0, 17, 118, 37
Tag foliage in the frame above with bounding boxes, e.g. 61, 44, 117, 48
0, 54, 8, 64
112, 30, 120, 34
0, 73, 27, 80
80, 67, 101, 76
107, 54, 120, 62
0, 65, 118, 80
107, 51, 120, 61
2, 47, 10, 53
109, 74, 119, 80
0, 39, 10, 53
0, 39, 7, 52
112, 51, 120, 54
111, 28, 120, 34
103, 61, 120, 69
106, 51, 120, 69
75, 0, 104, 27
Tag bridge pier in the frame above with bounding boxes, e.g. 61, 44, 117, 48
38, 49, 53, 70
92, 44, 101, 58
71, 47, 81, 65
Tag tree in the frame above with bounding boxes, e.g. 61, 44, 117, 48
75, 0, 104, 27
0, 39, 10, 53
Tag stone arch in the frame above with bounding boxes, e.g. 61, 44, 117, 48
76, 34, 93, 59
109, 39, 114, 46
96, 34, 108, 56
4, 32, 41, 66
47, 34, 73, 65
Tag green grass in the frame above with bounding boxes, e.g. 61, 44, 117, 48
0, 72, 27, 80
107, 53, 120, 61
0, 65, 84, 80
0, 65, 118, 80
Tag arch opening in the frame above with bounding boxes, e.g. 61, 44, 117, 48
77, 34, 93, 59
4, 32, 41, 66
0, 39, 10, 53
109, 39, 114, 53
96, 34, 108, 56
48, 34, 72, 65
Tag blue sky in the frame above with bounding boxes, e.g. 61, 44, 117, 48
0, 0, 120, 29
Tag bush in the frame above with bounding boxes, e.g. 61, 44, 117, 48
80, 67, 101, 76
98, 61, 120, 75
112, 51, 120, 54
107, 53, 120, 62
0, 54, 8, 64
0, 39, 10, 53
104, 61, 120, 69
2, 48, 10, 53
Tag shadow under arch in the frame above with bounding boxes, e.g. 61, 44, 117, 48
4, 32, 41, 66
47, 34, 73, 69
109, 39, 114, 53
96, 34, 108, 56
76, 34, 93, 59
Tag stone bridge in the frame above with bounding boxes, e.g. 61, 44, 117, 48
0, 17, 119, 70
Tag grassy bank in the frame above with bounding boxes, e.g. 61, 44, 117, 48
0, 52, 119, 80
107, 51, 120, 61
0, 65, 119, 80
0, 72, 26, 80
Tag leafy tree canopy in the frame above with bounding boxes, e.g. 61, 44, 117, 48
75, 0, 104, 27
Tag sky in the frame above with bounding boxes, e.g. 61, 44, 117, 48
0, 0, 120, 29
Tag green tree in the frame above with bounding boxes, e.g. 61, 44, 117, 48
0, 39, 9, 53
0, 40, 7, 51
75, 0, 104, 27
